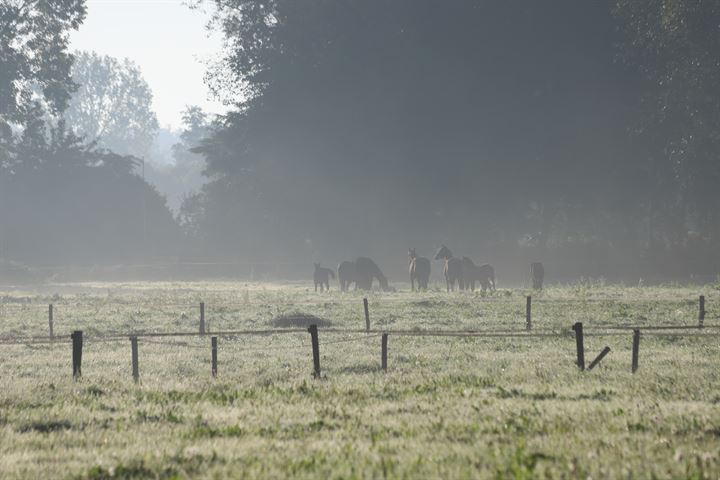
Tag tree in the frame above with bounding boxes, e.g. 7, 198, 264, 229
614, 0, 720, 265
0, 5, 181, 268
191, 0, 643, 274
64, 51, 159, 158
0, 0, 86, 153
0, 114, 180, 266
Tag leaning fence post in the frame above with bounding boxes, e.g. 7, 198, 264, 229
699, 295, 705, 328
48, 304, 54, 340
308, 324, 321, 378
587, 346, 611, 371
381, 333, 388, 372
526, 296, 532, 331
200, 301, 206, 334
130, 336, 139, 383
363, 298, 370, 332
71, 330, 83, 379
631, 329, 640, 374
572, 322, 585, 371
211, 336, 218, 378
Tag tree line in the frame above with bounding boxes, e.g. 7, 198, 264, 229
1, 0, 719, 281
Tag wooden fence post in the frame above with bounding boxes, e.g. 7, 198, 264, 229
363, 298, 370, 332
130, 336, 139, 383
381, 333, 388, 372
572, 322, 585, 371
200, 301, 205, 335
631, 329, 640, 374
71, 330, 83, 379
699, 295, 705, 328
308, 324, 321, 378
48, 304, 54, 339
587, 346, 611, 371
211, 336, 218, 378
526, 296, 532, 331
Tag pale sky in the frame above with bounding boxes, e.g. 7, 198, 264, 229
70, 0, 227, 129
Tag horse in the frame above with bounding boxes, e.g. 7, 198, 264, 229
434, 245, 464, 292
313, 263, 335, 292
461, 257, 495, 292
337, 260, 356, 292
409, 248, 431, 291
355, 257, 392, 291
530, 262, 544, 290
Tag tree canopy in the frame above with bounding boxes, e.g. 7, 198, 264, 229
190, 0, 659, 277
0, 1, 180, 271
64, 51, 159, 158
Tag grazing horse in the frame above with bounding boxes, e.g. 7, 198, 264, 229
409, 248, 431, 291
337, 260, 357, 292
461, 257, 496, 292
355, 257, 391, 291
434, 245, 464, 292
313, 263, 335, 292
530, 262, 544, 290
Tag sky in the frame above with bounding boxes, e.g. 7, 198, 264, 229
70, 0, 227, 130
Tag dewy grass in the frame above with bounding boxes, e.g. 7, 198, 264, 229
0, 282, 718, 478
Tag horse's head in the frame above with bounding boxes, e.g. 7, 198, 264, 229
409, 248, 416, 260
434, 245, 452, 260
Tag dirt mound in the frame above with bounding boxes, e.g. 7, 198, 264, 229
271, 311, 332, 328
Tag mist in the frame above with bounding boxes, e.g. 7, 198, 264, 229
2, 0, 719, 286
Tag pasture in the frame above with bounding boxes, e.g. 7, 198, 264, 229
1, 280, 719, 479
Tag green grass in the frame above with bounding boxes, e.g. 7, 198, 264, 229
0, 281, 719, 478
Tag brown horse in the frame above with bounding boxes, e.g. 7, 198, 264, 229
355, 257, 391, 291
409, 248, 431, 291
434, 245, 464, 292
337, 260, 356, 292
461, 257, 495, 292
313, 263, 335, 292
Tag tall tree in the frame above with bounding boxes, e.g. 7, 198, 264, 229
192, 0, 640, 274
0, 0, 86, 119
64, 51, 159, 158
0, 0, 86, 155
614, 0, 720, 261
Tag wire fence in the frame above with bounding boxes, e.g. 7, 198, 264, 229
0, 292, 715, 381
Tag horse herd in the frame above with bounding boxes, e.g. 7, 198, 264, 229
314, 245, 545, 292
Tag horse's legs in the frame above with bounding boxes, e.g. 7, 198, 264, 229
411, 274, 415, 292
315, 282, 318, 292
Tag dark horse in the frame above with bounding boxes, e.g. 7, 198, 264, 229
337, 260, 356, 292
355, 257, 391, 291
338, 258, 391, 291
409, 248, 431, 291
434, 245, 464, 292
313, 263, 335, 292
530, 262, 544, 290
461, 257, 495, 292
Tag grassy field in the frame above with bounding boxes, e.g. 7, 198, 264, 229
0, 280, 719, 479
